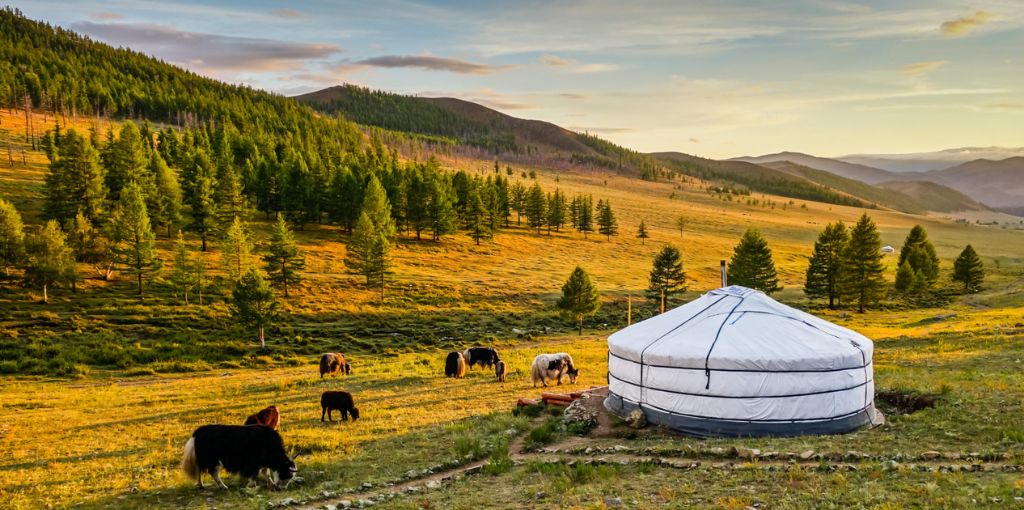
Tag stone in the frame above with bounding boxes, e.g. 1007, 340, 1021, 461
534, 491, 547, 500
799, 450, 815, 460
604, 496, 624, 507
361, 482, 373, 489
279, 498, 296, 506
405, 469, 419, 479
921, 451, 941, 460
324, 505, 337, 510
426, 480, 441, 490
626, 409, 647, 429
732, 447, 760, 459
339, 503, 353, 510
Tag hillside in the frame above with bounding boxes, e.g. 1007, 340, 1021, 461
760, 161, 923, 214
295, 84, 661, 177
876, 180, 988, 213
734, 151, 897, 184
840, 147, 1024, 173
902, 157, 1024, 213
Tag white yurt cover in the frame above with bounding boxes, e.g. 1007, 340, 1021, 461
605, 286, 876, 437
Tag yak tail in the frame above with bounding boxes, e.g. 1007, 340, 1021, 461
181, 437, 200, 482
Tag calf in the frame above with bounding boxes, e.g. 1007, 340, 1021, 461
462, 347, 500, 370
495, 360, 507, 382
181, 424, 297, 490
444, 351, 466, 378
530, 353, 580, 387
319, 353, 351, 379
320, 391, 360, 422
244, 405, 280, 430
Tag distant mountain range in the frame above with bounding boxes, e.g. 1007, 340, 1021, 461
838, 147, 1024, 173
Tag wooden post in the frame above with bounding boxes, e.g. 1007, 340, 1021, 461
660, 288, 665, 314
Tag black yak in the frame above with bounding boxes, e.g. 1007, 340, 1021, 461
444, 351, 467, 378
181, 424, 297, 490
495, 360, 507, 382
320, 391, 360, 422
319, 352, 351, 378
244, 405, 280, 430
530, 353, 579, 387
462, 347, 500, 370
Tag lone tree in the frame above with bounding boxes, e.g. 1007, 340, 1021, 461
648, 244, 687, 309
675, 215, 685, 237
24, 220, 75, 303
220, 216, 256, 283
231, 268, 279, 350
0, 198, 26, 279
597, 200, 618, 241
727, 228, 780, 294
108, 181, 160, 295
557, 266, 601, 335
169, 231, 196, 304
346, 212, 392, 301
804, 221, 848, 309
895, 225, 939, 292
262, 213, 305, 297
952, 244, 984, 293
637, 219, 650, 245
841, 213, 887, 313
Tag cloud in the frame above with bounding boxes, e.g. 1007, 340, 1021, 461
941, 10, 992, 37
559, 92, 588, 100
71, 22, 341, 73
902, 60, 947, 76
89, 12, 124, 21
987, 102, 1024, 111
272, 8, 303, 18
689, 137, 701, 144
539, 54, 619, 73
352, 55, 505, 74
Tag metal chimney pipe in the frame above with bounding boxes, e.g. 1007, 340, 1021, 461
720, 260, 727, 287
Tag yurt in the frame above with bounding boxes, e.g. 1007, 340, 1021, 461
605, 286, 878, 437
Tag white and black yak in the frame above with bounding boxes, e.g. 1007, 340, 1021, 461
319, 352, 351, 378
462, 347, 500, 370
244, 405, 280, 430
444, 351, 467, 378
495, 360, 507, 382
181, 424, 297, 490
320, 391, 360, 422
530, 353, 580, 387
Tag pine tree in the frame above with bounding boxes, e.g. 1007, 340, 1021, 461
220, 216, 256, 282
727, 228, 780, 294
637, 219, 650, 245
405, 169, 430, 240
186, 150, 218, 251
896, 225, 939, 290
0, 198, 26, 279
361, 175, 396, 239
675, 215, 685, 237
804, 221, 848, 309
108, 180, 160, 295
215, 163, 247, 226
427, 176, 457, 241
952, 244, 984, 293
103, 121, 150, 201
525, 182, 547, 234
577, 195, 594, 238
231, 268, 279, 350
346, 212, 392, 300
24, 220, 75, 303
557, 266, 601, 335
169, 231, 195, 304
510, 181, 526, 225
841, 213, 887, 313
894, 260, 915, 295
262, 213, 305, 297
547, 189, 567, 233
597, 199, 618, 240
648, 244, 687, 307
149, 152, 182, 238
44, 128, 105, 224
66, 210, 112, 279
465, 187, 490, 245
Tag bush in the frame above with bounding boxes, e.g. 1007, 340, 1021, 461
482, 437, 512, 475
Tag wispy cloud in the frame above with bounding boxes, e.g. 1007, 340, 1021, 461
941, 10, 992, 37
353, 55, 507, 74
72, 21, 341, 73
902, 60, 947, 76
540, 54, 619, 73
89, 12, 123, 21
270, 8, 305, 19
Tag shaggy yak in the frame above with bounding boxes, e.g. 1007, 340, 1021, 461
444, 351, 467, 378
181, 424, 298, 490
462, 347, 500, 370
244, 405, 280, 430
319, 352, 352, 378
530, 353, 580, 387
320, 391, 360, 422
495, 360, 507, 382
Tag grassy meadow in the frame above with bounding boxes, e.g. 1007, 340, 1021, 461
1, 108, 1024, 509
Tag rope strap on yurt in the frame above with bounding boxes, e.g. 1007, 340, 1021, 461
702, 296, 747, 389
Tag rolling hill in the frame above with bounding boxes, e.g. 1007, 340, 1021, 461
839, 147, 1024, 173
733, 151, 897, 184
904, 157, 1024, 213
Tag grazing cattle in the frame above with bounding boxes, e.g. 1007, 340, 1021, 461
181, 424, 297, 490
444, 351, 467, 378
244, 405, 280, 430
462, 347, 500, 370
320, 391, 360, 422
319, 353, 351, 379
495, 360, 507, 382
530, 353, 580, 387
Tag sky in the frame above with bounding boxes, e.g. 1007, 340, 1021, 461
13, 0, 1024, 159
